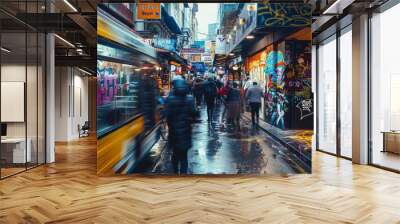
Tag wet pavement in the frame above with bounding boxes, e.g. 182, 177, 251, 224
134, 103, 308, 175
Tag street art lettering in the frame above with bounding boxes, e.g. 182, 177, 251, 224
296, 99, 313, 120
257, 3, 312, 28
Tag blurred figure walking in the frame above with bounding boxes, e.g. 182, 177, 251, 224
165, 79, 196, 174
192, 77, 203, 108
202, 77, 218, 124
246, 81, 264, 127
226, 82, 242, 131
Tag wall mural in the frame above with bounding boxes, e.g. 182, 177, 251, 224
265, 50, 287, 129
257, 3, 312, 28
97, 3, 312, 176
264, 41, 313, 130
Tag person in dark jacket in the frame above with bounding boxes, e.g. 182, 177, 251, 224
226, 82, 242, 131
192, 78, 203, 108
202, 77, 218, 124
165, 79, 196, 174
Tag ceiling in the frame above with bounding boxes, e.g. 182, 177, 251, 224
0, 0, 99, 73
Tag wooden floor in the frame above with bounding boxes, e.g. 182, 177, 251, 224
1, 137, 400, 224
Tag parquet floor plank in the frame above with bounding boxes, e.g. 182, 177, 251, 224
0, 137, 400, 223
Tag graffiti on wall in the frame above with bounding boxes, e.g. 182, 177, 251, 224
264, 50, 288, 129
296, 99, 313, 120
263, 41, 312, 130
257, 3, 312, 28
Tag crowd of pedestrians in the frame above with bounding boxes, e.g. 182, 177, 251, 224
163, 74, 264, 174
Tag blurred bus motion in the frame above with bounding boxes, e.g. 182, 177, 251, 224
97, 8, 161, 175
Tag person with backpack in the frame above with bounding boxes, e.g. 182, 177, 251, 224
165, 79, 197, 174
202, 77, 218, 124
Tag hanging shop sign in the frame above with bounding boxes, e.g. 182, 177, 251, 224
153, 38, 177, 52
191, 54, 202, 62
215, 35, 226, 55
181, 48, 204, 54
228, 56, 242, 67
137, 3, 161, 20
192, 40, 205, 49
257, 3, 312, 28
226, 3, 257, 54
192, 62, 206, 73
202, 55, 212, 63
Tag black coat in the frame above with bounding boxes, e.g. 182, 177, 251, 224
165, 93, 196, 151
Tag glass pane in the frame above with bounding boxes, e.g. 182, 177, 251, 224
97, 60, 140, 137
1, 31, 27, 177
371, 4, 400, 171
340, 29, 352, 158
317, 36, 337, 154
38, 33, 45, 165
27, 31, 38, 168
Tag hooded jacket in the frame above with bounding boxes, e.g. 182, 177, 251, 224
165, 79, 196, 151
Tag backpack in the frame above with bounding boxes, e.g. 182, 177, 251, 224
204, 82, 217, 98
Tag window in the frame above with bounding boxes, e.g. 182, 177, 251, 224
370, 3, 400, 171
339, 27, 352, 158
96, 60, 141, 137
317, 35, 337, 154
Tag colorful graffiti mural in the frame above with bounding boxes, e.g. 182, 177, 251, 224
263, 41, 312, 130
264, 50, 287, 129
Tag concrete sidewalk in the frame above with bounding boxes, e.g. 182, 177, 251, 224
243, 113, 312, 172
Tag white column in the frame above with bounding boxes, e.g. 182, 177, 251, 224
352, 14, 369, 164
46, 33, 55, 163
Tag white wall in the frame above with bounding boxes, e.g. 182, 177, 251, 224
1, 63, 46, 164
54, 67, 89, 141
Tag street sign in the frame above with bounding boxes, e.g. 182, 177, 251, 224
137, 3, 161, 20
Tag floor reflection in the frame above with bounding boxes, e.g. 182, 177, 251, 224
135, 104, 307, 175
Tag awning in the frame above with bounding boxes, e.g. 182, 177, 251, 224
161, 6, 182, 34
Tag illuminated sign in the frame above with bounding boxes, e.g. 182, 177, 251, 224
137, 3, 161, 20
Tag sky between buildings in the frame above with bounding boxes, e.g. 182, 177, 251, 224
195, 3, 219, 40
